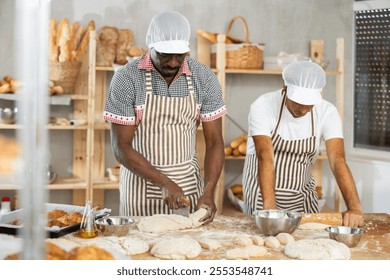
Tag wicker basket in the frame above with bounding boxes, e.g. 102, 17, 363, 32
211, 16, 264, 69
49, 61, 81, 94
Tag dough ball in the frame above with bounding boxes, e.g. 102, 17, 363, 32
119, 237, 150, 255
284, 238, 351, 260
245, 245, 267, 257
264, 236, 281, 249
251, 236, 265, 246
235, 237, 253, 247
150, 237, 201, 260
197, 238, 222, 250
276, 233, 295, 245
137, 214, 193, 233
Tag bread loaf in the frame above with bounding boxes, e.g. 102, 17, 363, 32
224, 146, 233, 156
230, 133, 247, 149
49, 19, 58, 62
232, 148, 241, 157
127, 45, 144, 57
115, 29, 134, 65
238, 142, 247, 155
58, 22, 71, 62
75, 20, 95, 61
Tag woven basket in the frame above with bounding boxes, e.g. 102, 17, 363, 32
49, 61, 81, 94
211, 16, 264, 69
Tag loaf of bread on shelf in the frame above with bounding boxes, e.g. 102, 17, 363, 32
224, 146, 233, 156
127, 45, 145, 57
49, 19, 58, 62
230, 133, 247, 149
96, 26, 118, 66
115, 29, 134, 65
238, 141, 247, 155
75, 20, 95, 61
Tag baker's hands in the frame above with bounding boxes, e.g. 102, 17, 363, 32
196, 195, 217, 225
162, 184, 186, 210
342, 209, 364, 227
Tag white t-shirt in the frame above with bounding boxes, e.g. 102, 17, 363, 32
247, 90, 343, 155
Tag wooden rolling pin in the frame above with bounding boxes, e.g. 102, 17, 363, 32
300, 213, 342, 226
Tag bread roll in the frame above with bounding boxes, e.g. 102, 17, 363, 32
224, 146, 233, 156
127, 45, 144, 57
232, 148, 241, 157
230, 133, 247, 149
238, 141, 247, 155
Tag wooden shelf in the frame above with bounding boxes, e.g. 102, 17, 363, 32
48, 125, 88, 130
95, 66, 114, 72
92, 177, 119, 189
0, 124, 21, 129
47, 177, 88, 190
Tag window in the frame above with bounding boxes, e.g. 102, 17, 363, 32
354, 8, 390, 151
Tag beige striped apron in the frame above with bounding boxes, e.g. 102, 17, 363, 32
243, 91, 319, 214
119, 70, 203, 216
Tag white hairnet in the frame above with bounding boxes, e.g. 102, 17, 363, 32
282, 61, 326, 105
146, 11, 191, 54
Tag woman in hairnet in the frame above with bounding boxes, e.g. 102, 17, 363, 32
242, 61, 363, 227
104, 11, 226, 223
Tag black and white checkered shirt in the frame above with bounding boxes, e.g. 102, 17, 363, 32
103, 53, 227, 125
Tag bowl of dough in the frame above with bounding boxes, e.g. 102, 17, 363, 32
253, 210, 302, 236
95, 216, 135, 237
325, 226, 366, 247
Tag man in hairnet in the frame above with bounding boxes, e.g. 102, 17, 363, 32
242, 61, 363, 227
104, 11, 226, 223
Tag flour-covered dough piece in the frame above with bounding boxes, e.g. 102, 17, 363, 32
264, 236, 281, 249
298, 222, 331, 230
226, 245, 267, 259
189, 208, 208, 227
150, 237, 201, 260
235, 237, 253, 246
137, 214, 193, 233
276, 233, 295, 245
251, 236, 265, 246
119, 237, 150, 255
284, 238, 350, 260
197, 238, 222, 250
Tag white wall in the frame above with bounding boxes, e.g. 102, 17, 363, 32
1, 0, 389, 213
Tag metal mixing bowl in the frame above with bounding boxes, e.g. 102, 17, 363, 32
253, 210, 302, 236
0, 107, 18, 124
95, 216, 135, 236
325, 226, 366, 247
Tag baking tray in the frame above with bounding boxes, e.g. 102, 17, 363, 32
0, 203, 111, 238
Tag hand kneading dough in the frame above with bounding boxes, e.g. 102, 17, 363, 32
284, 238, 351, 260
120, 237, 150, 255
137, 208, 207, 233
150, 237, 201, 260
276, 233, 295, 245
226, 245, 267, 259
298, 222, 331, 230
264, 236, 281, 249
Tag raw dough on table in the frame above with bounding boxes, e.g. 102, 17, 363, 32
276, 233, 295, 245
298, 222, 331, 230
264, 236, 281, 249
150, 237, 201, 260
120, 237, 150, 255
226, 245, 267, 260
197, 238, 222, 250
137, 208, 207, 233
235, 237, 253, 247
284, 238, 350, 260
251, 236, 265, 246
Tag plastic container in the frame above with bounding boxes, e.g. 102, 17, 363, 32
0, 197, 11, 215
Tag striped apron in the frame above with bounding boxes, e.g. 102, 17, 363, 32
119, 70, 203, 216
243, 92, 319, 214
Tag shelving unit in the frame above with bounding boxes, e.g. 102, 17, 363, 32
197, 32, 345, 212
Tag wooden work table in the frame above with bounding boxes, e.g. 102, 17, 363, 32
61, 204, 390, 260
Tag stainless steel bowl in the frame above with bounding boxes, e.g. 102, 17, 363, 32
325, 226, 366, 247
253, 210, 302, 236
95, 216, 135, 236
0, 107, 18, 124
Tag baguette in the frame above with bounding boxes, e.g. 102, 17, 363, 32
224, 146, 233, 156
58, 22, 71, 62
56, 18, 69, 47
0, 83, 13, 93
75, 20, 95, 61
49, 19, 58, 62
73, 25, 85, 51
